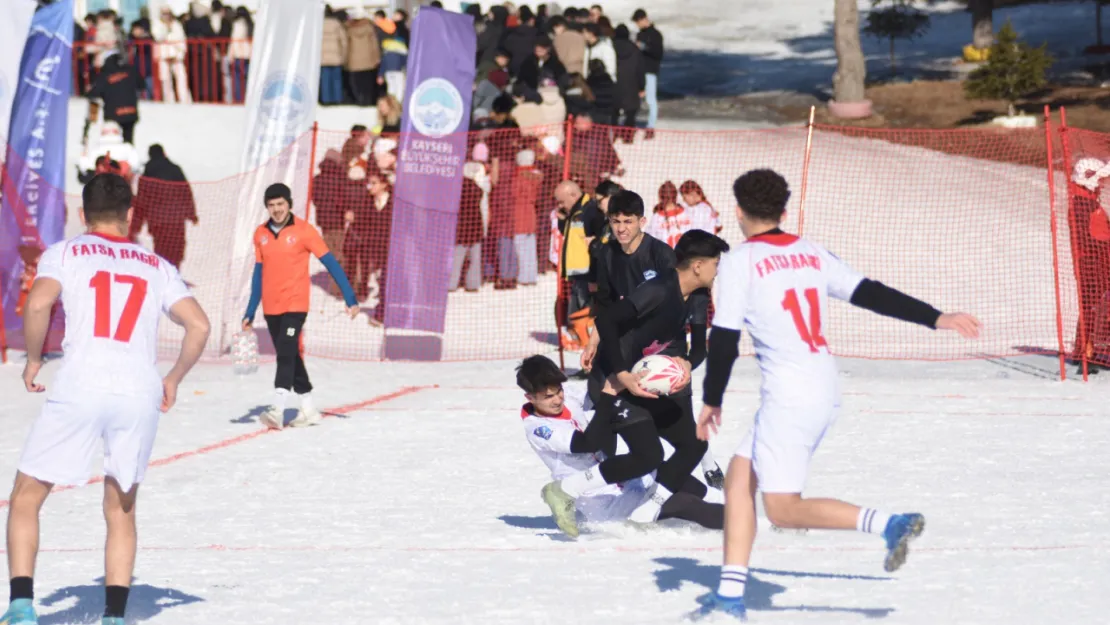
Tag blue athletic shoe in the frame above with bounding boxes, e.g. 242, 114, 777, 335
882, 513, 926, 572
0, 599, 38, 625
690, 593, 747, 621
102, 617, 125, 625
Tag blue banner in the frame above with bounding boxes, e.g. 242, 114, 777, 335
383, 7, 475, 360
0, 0, 73, 333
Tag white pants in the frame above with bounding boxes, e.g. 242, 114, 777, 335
385, 70, 405, 103
158, 59, 191, 104
734, 400, 838, 494
19, 392, 162, 493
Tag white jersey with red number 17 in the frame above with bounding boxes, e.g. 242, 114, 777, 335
713, 231, 864, 404
35, 232, 192, 399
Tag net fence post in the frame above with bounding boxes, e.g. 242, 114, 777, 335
797, 106, 816, 236
556, 116, 574, 371
1058, 107, 1089, 381
305, 123, 320, 222
1044, 106, 1067, 381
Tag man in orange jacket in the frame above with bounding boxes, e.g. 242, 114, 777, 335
242, 183, 359, 429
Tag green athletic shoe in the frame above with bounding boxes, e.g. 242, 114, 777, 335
0, 599, 37, 625
102, 618, 125, 625
541, 481, 579, 538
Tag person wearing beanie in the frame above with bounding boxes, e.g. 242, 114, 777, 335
242, 183, 360, 430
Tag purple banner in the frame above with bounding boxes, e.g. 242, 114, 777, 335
383, 7, 475, 360
1, 0, 73, 335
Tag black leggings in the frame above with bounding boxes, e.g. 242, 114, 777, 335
657, 476, 723, 529
594, 392, 708, 494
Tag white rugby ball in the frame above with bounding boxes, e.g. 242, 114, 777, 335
630, 355, 687, 395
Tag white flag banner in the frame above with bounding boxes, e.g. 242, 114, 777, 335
223, 0, 323, 348
0, 0, 37, 146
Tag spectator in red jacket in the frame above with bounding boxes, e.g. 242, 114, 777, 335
510, 149, 544, 287
451, 163, 486, 292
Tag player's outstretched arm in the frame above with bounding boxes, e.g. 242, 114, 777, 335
21, 277, 62, 393
164, 297, 211, 412
318, 252, 360, 319
849, 279, 980, 337
697, 326, 742, 440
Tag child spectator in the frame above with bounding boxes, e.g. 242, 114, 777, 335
680, 179, 722, 234
646, 180, 693, 248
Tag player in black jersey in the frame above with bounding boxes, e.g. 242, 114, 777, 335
541, 230, 731, 538
581, 190, 726, 488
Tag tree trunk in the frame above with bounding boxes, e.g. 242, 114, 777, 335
970, 0, 994, 49
832, 0, 866, 103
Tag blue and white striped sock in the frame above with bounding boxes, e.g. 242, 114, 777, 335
717, 565, 748, 599
857, 508, 893, 536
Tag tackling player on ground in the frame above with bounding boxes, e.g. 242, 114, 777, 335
540, 230, 730, 538
2, 174, 211, 625
517, 355, 724, 531
694, 170, 981, 620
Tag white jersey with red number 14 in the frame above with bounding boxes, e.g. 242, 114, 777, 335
712, 231, 864, 404
35, 232, 192, 398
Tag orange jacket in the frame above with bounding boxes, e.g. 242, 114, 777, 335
253, 216, 330, 314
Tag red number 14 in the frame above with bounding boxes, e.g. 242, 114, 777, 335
782, 288, 827, 353
90, 271, 148, 343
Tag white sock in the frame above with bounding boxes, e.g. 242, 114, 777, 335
298, 392, 316, 414
700, 452, 719, 474
857, 508, 893, 535
561, 467, 603, 498
629, 483, 672, 523
717, 565, 748, 599
274, 388, 291, 412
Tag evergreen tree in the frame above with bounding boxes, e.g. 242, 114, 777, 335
863, 0, 930, 74
964, 20, 1053, 117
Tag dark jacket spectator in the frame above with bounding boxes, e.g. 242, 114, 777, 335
518, 35, 566, 91
613, 27, 646, 116
635, 21, 665, 75
133, 145, 196, 268
477, 6, 509, 68
87, 52, 141, 129
585, 59, 616, 124
502, 18, 538, 76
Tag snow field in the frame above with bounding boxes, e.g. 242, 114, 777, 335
0, 354, 1108, 623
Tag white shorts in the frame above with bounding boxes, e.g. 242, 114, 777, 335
19, 391, 162, 493
733, 400, 838, 494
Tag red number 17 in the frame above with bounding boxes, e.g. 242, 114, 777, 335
90, 271, 148, 343
782, 287, 827, 353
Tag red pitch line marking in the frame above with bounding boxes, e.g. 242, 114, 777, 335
0, 543, 1097, 556
0, 385, 434, 510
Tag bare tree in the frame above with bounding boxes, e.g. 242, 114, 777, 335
833, 0, 867, 104
970, 0, 993, 49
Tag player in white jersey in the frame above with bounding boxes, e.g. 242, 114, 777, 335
693, 170, 981, 620
517, 356, 725, 532
0, 174, 210, 625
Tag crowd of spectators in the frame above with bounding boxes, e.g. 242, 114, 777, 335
71, 3, 726, 342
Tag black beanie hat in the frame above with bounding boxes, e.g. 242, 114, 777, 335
264, 183, 292, 205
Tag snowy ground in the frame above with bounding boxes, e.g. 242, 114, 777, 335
604, 0, 1106, 97
0, 352, 1107, 624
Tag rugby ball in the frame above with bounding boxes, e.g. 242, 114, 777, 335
631, 355, 688, 395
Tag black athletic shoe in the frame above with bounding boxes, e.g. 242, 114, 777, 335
704, 467, 725, 490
